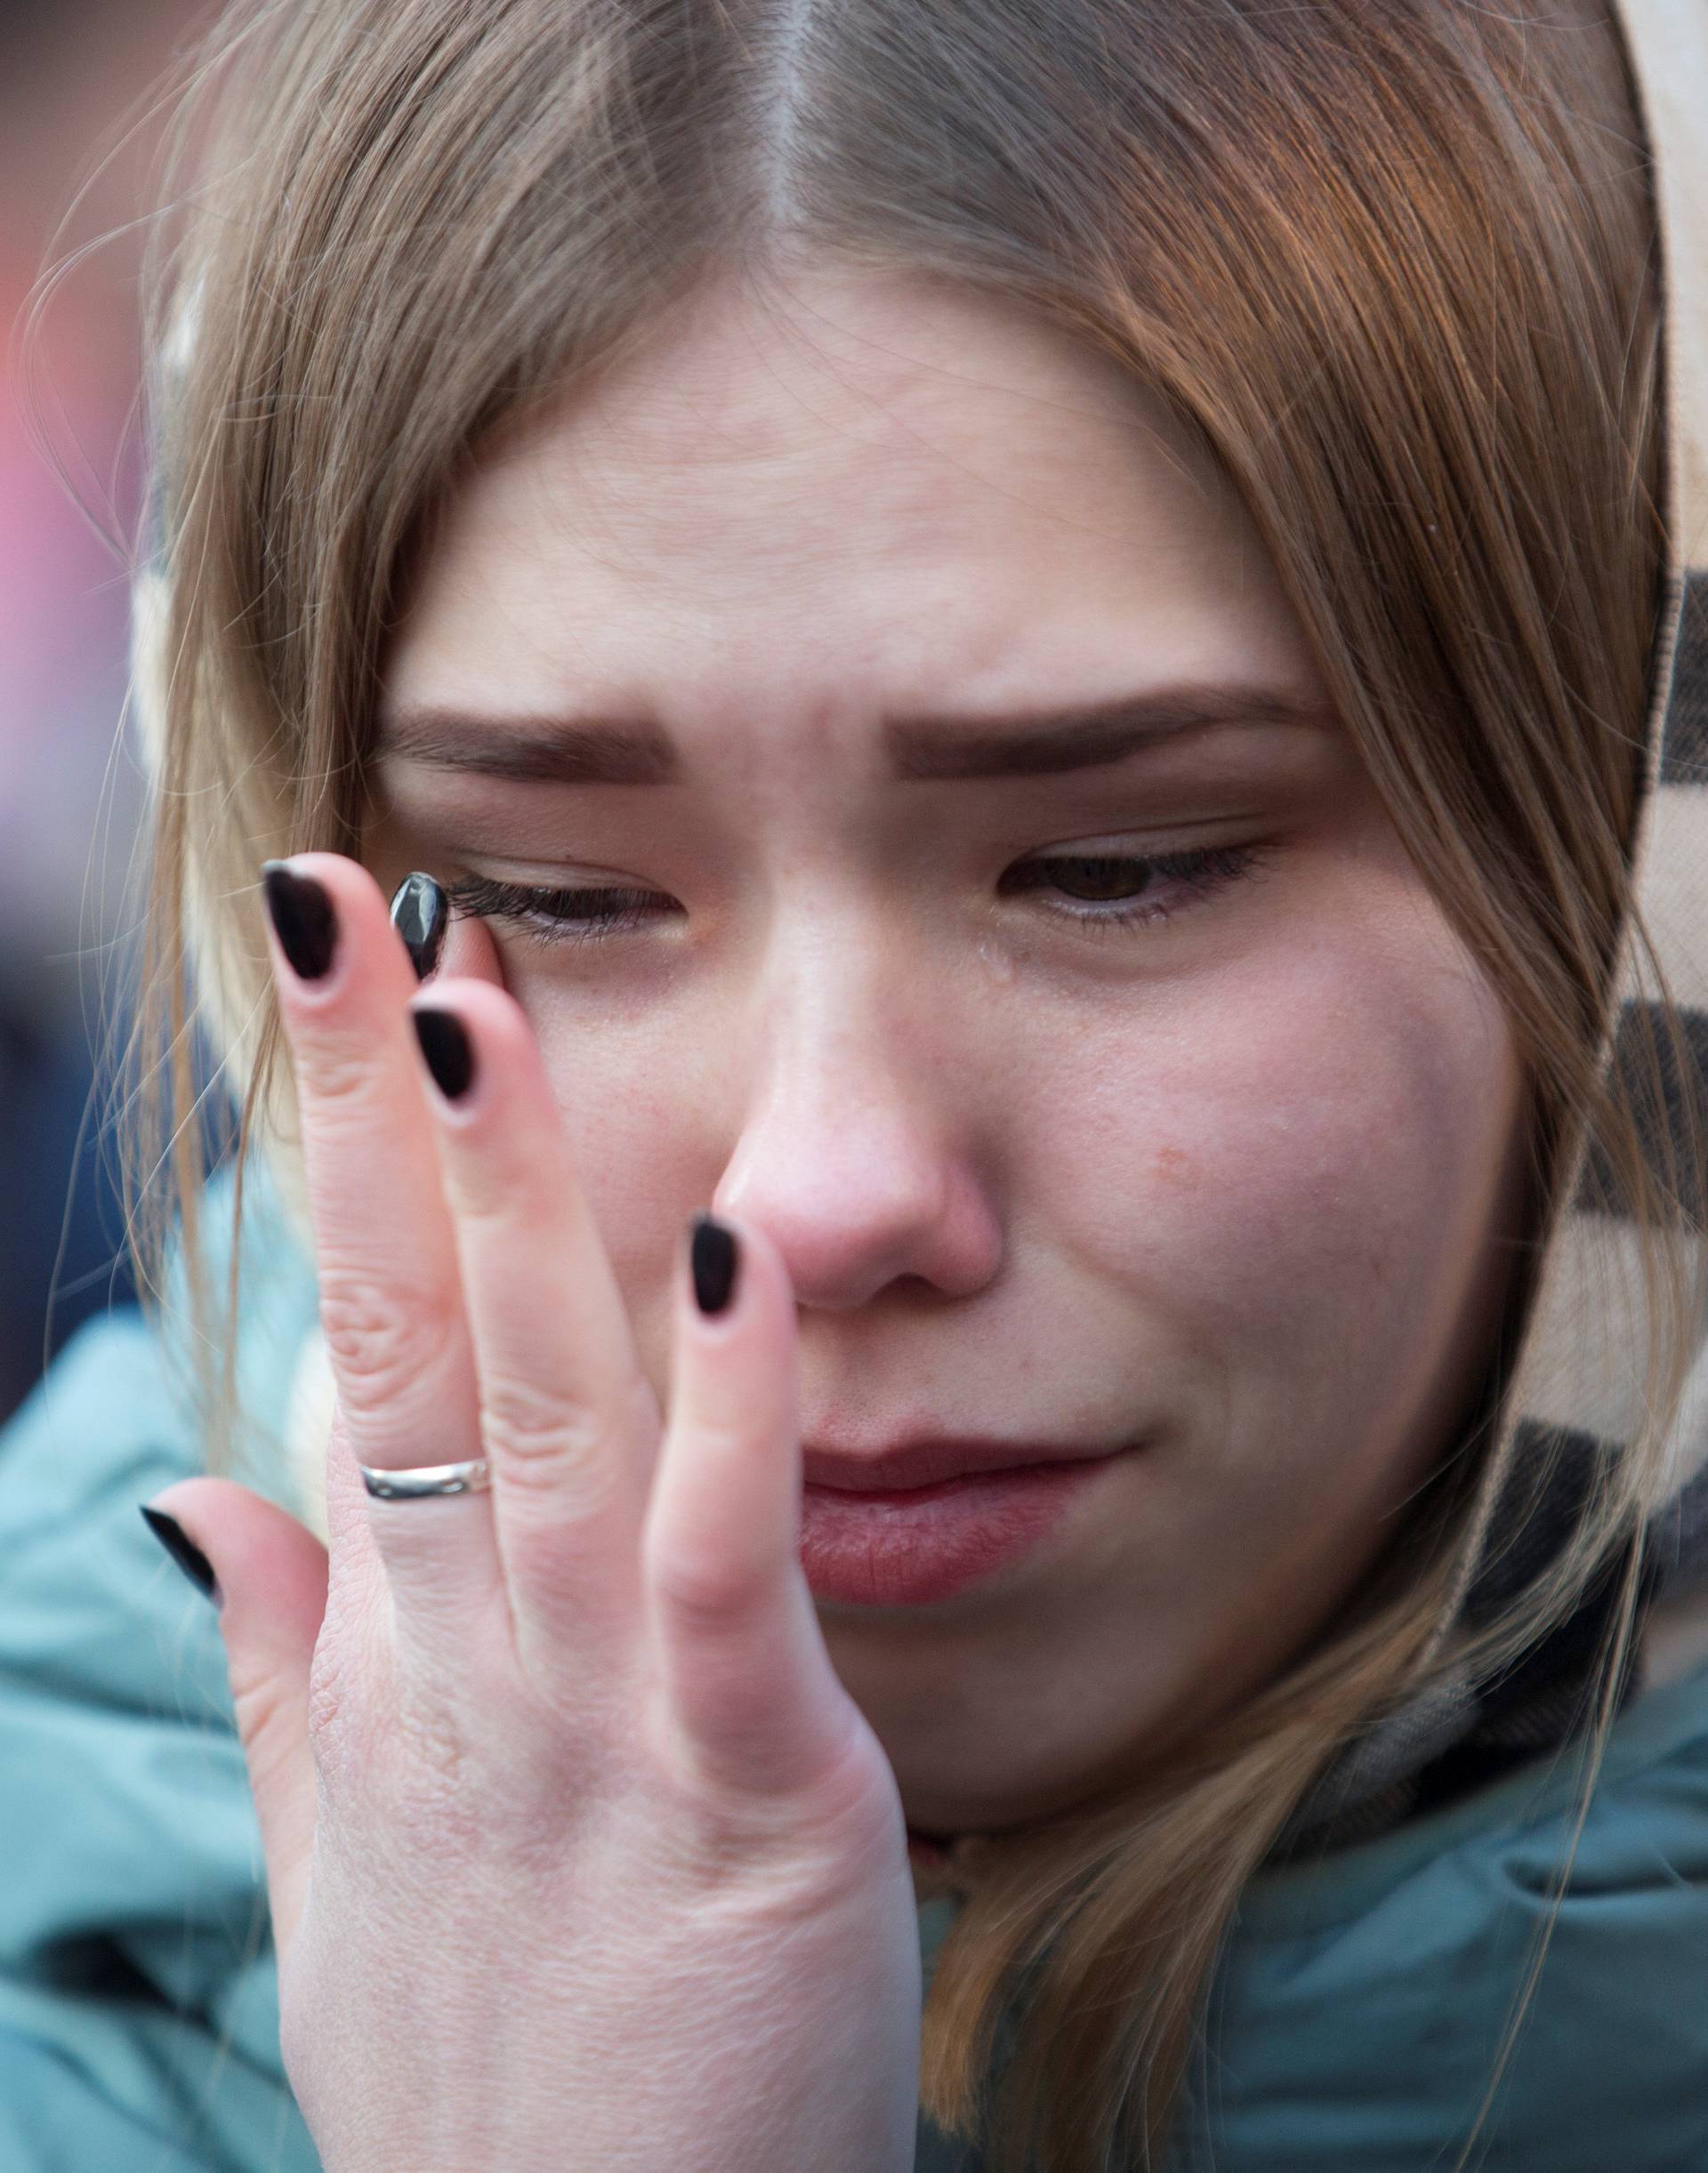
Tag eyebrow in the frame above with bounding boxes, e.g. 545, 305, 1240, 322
375, 684, 1337, 787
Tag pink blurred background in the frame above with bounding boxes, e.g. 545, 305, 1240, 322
2, 0, 207, 1421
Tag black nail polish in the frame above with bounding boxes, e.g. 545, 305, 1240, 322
140, 1506, 222, 1606
690, 1214, 739, 1316
261, 861, 337, 981
412, 1006, 475, 1100
390, 871, 448, 982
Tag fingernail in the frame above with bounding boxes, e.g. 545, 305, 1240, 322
412, 1005, 475, 1100
689, 1214, 739, 1316
390, 871, 448, 982
140, 1505, 222, 1606
261, 861, 337, 981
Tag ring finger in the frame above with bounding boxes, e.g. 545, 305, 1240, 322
262, 851, 506, 1653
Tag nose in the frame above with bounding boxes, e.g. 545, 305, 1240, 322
706, 930, 1003, 1314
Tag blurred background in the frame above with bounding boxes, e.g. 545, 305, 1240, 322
2, 0, 207, 1424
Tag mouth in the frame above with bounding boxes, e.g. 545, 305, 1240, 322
799, 1444, 1132, 1606
800, 1434, 1123, 1493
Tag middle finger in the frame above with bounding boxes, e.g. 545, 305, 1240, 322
404, 973, 665, 1677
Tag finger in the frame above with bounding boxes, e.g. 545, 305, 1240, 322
261, 852, 504, 1650
142, 1477, 327, 1964
404, 976, 664, 1670
316, 889, 507, 1570
643, 1214, 864, 1806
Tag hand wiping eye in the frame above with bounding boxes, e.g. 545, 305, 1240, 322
148, 849, 922, 2173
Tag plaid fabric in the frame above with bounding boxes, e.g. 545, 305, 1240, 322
1281, 0, 1708, 1855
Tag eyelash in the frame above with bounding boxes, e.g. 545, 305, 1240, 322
443, 844, 1271, 952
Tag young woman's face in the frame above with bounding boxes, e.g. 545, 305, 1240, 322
368, 269, 1528, 1834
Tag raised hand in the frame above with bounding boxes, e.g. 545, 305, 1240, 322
144, 852, 922, 2173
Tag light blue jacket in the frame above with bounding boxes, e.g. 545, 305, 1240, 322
4, 1162, 1708, 2171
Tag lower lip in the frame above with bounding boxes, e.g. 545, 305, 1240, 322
799, 1458, 1116, 1607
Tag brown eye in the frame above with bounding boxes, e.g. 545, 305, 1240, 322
999, 851, 1156, 904
1020, 855, 1157, 902
1000, 844, 1270, 935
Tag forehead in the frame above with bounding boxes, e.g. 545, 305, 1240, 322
384, 268, 1313, 717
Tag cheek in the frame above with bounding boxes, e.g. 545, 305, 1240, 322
1035, 903, 1524, 1433
527, 1003, 701, 1364
989, 889, 1529, 1763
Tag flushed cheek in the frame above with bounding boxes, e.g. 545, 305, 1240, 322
927, 923, 1529, 1787
1041, 923, 1522, 1457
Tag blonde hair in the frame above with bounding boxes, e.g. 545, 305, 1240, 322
121, 2, 1700, 2166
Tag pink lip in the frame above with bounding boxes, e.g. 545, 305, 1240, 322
799, 1455, 1123, 1606
802, 1435, 1117, 1492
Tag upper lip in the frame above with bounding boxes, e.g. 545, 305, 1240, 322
801, 1437, 1122, 1493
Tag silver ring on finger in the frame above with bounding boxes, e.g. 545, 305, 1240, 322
358, 1456, 493, 1501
